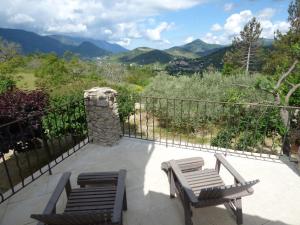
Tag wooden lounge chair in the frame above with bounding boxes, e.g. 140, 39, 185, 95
31, 170, 127, 225
162, 154, 259, 225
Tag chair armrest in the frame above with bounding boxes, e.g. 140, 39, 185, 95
32, 172, 72, 225
214, 154, 246, 183
112, 170, 127, 223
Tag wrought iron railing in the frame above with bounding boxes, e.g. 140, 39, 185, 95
0, 99, 89, 203
0, 95, 299, 203
121, 96, 300, 159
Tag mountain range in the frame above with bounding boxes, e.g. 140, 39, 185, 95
49, 35, 128, 53
0, 28, 127, 57
0, 28, 274, 67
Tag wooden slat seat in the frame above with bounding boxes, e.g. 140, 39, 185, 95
162, 154, 259, 225
65, 187, 116, 214
31, 170, 127, 225
184, 169, 225, 194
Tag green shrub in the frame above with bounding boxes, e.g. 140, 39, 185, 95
116, 85, 138, 122
0, 75, 16, 93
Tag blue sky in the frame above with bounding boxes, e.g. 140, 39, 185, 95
0, 0, 291, 49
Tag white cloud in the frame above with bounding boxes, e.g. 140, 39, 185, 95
258, 8, 276, 20
211, 23, 222, 31
224, 10, 253, 34
8, 14, 35, 24
145, 22, 173, 42
117, 22, 142, 38
47, 23, 87, 33
202, 32, 228, 44
184, 36, 195, 43
104, 29, 113, 35
261, 20, 290, 38
0, 0, 206, 46
203, 8, 290, 45
116, 38, 131, 47
224, 3, 234, 12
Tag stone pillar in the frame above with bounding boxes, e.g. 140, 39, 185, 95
84, 87, 121, 146
298, 146, 300, 172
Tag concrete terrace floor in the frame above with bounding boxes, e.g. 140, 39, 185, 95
0, 137, 300, 225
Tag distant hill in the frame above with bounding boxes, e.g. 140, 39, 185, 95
180, 39, 223, 53
73, 42, 109, 58
0, 28, 111, 58
0, 28, 68, 55
110, 47, 153, 63
49, 35, 128, 53
119, 49, 174, 65
165, 47, 199, 58
166, 39, 224, 58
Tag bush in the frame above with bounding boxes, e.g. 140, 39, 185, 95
42, 100, 87, 139
0, 75, 16, 93
116, 85, 138, 122
0, 89, 49, 153
124, 65, 156, 87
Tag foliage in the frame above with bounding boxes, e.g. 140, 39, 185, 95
42, 100, 87, 139
116, 85, 138, 122
288, 0, 300, 33
0, 89, 49, 153
0, 37, 21, 62
144, 72, 273, 104
124, 65, 156, 87
35, 53, 69, 88
0, 38, 24, 75
0, 89, 49, 124
224, 17, 262, 74
262, 2, 300, 107
211, 106, 286, 151
143, 72, 288, 152
0, 75, 15, 93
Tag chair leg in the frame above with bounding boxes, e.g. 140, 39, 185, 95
169, 171, 176, 198
235, 198, 243, 225
183, 194, 193, 225
123, 188, 127, 211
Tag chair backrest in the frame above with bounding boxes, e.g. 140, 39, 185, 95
198, 179, 259, 200
31, 212, 112, 225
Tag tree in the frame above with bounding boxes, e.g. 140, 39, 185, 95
0, 37, 21, 62
235, 17, 262, 74
225, 17, 262, 74
257, 0, 300, 154
0, 38, 23, 75
288, 0, 300, 33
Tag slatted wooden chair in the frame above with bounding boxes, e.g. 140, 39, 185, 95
31, 170, 127, 225
162, 154, 259, 225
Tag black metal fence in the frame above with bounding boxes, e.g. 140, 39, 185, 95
0, 99, 89, 203
1, 95, 299, 204
121, 96, 300, 159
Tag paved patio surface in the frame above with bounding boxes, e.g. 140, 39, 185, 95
0, 137, 299, 225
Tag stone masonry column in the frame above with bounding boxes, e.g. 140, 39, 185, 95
84, 87, 121, 146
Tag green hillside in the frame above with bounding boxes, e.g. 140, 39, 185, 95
120, 49, 174, 65
165, 47, 198, 58
181, 39, 222, 53
165, 39, 224, 58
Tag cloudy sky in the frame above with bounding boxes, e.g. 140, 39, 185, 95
0, 0, 291, 49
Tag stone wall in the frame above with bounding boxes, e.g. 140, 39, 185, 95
84, 87, 121, 146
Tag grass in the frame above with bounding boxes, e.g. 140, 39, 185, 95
14, 71, 37, 90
